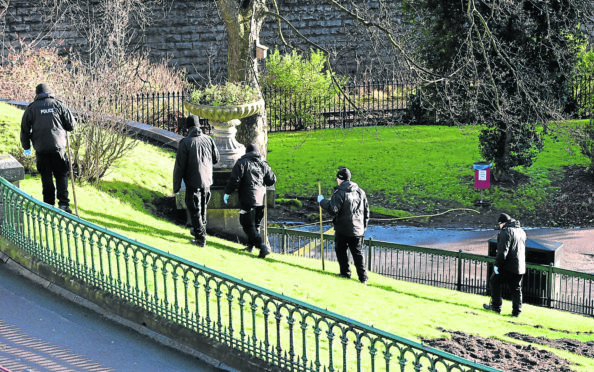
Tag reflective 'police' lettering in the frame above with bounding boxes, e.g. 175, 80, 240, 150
40, 108, 54, 114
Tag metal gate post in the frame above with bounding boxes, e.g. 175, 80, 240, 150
367, 237, 374, 272
457, 249, 463, 291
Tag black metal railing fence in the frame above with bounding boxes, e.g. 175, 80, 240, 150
101, 75, 594, 135
104, 91, 198, 134
571, 75, 594, 118
263, 78, 415, 132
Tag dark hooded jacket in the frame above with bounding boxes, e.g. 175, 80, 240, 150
224, 150, 276, 210
320, 181, 369, 237
495, 219, 527, 275
173, 127, 220, 192
20, 93, 76, 155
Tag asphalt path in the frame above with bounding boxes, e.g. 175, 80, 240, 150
0, 260, 226, 372
363, 225, 594, 274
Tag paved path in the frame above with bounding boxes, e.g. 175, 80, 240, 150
0, 260, 227, 372
366, 225, 594, 274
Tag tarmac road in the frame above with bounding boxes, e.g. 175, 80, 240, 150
0, 259, 227, 372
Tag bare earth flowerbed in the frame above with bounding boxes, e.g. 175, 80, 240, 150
422, 326, 594, 372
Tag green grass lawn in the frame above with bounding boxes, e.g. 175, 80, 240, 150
2, 102, 593, 370
267, 124, 589, 218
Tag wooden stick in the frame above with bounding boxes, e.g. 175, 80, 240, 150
65, 133, 79, 217
264, 191, 268, 248
318, 181, 325, 271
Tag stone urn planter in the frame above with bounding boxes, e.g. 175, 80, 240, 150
181, 83, 270, 241
184, 99, 265, 169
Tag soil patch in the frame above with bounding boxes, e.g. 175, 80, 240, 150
506, 332, 594, 359
422, 328, 575, 371
151, 195, 186, 225
533, 166, 594, 227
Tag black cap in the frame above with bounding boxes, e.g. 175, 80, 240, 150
246, 143, 258, 153
497, 213, 512, 224
35, 83, 51, 95
336, 167, 351, 181
186, 115, 200, 128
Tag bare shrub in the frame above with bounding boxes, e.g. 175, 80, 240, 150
0, 45, 188, 182
68, 114, 136, 184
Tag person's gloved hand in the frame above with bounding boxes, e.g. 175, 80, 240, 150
317, 195, 324, 203
23, 149, 32, 157
224, 194, 229, 204
494, 266, 499, 275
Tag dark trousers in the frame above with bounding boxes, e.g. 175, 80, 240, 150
36, 152, 70, 207
335, 234, 368, 282
239, 206, 265, 249
185, 186, 210, 244
490, 271, 523, 314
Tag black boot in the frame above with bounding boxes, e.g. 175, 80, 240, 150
258, 244, 270, 258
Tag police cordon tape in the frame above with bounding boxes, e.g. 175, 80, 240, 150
269, 208, 481, 229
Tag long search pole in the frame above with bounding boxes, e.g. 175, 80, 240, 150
65, 133, 79, 217
318, 181, 325, 271
264, 191, 268, 248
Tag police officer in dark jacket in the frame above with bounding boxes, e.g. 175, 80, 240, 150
20, 83, 77, 213
484, 213, 526, 316
318, 168, 369, 284
223, 143, 276, 258
173, 115, 220, 247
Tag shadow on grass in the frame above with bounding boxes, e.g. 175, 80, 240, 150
207, 242, 481, 308
96, 179, 167, 213
207, 240, 348, 279
79, 208, 189, 244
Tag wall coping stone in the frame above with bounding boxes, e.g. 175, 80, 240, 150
0, 154, 25, 183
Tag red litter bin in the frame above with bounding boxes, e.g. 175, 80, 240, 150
473, 161, 492, 205
473, 161, 492, 188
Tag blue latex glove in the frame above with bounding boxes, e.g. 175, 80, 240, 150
494, 266, 499, 275
224, 194, 229, 204
317, 195, 324, 203
23, 149, 32, 157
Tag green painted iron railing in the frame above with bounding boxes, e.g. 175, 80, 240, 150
0, 177, 499, 372
268, 226, 594, 317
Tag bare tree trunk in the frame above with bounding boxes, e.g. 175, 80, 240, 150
492, 121, 513, 182
216, 0, 269, 158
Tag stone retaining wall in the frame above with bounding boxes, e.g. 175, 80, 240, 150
0, 0, 401, 81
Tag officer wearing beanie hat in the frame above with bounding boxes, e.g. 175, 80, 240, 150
223, 143, 277, 258
173, 114, 220, 247
20, 83, 77, 213
484, 212, 526, 316
318, 167, 369, 285
497, 213, 511, 224
35, 83, 51, 95
185, 115, 200, 130
336, 167, 351, 181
